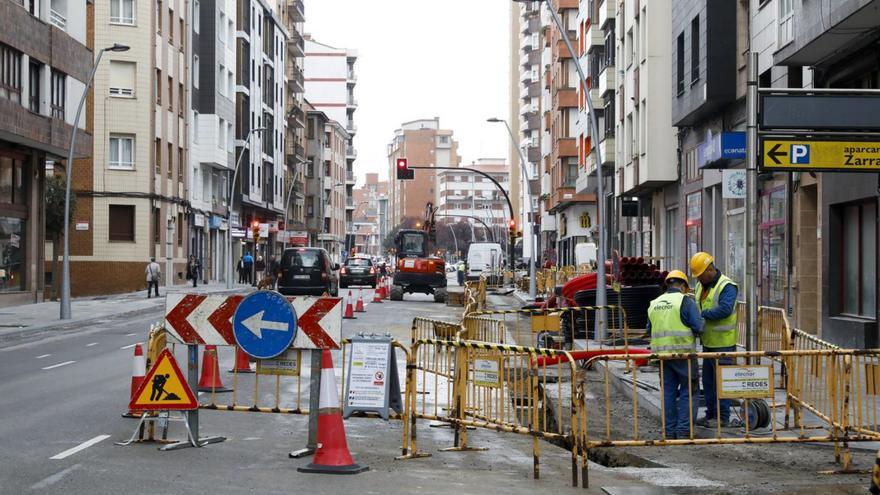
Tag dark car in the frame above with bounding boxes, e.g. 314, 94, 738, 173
277, 247, 339, 296
340, 257, 377, 288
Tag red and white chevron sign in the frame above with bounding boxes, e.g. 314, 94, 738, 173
164, 294, 342, 349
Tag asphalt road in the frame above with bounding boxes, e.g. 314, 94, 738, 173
0, 281, 624, 494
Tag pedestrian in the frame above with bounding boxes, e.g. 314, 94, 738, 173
242, 251, 254, 285
237, 255, 245, 284
690, 251, 741, 429
145, 257, 161, 298
187, 255, 201, 288
457, 260, 466, 286
254, 255, 266, 287
647, 270, 703, 440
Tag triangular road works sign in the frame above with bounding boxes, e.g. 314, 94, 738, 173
129, 349, 198, 411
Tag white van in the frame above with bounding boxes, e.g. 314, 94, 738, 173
467, 242, 504, 280
575, 242, 597, 266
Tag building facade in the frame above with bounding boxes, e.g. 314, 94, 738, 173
279, 0, 306, 248
436, 159, 510, 245
351, 172, 386, 257
1, 0, 92, 305
304, 103, 348, 263
386, 117, 460, 229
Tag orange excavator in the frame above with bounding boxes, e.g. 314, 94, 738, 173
389, 204, 447, 303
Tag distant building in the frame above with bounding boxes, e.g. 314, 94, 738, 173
436, 159, 510, 245
304, 102, 348, 263
352, 173, 387, 257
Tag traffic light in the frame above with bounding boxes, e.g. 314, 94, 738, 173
508, 219, 516, 236
252, 220, 260, 244
396, 157, 414, 180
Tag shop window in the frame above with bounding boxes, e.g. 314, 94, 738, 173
726, 199, 745, 300
686, 192, 701, 273
0, 156, 26, 206
109, 204, 135, 241
0, 217, 25, 292
838, 201, 877, 318
759, 188, 785, 306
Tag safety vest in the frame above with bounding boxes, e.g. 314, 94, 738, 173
695, 273, 738, 348
648, 292, 695, 355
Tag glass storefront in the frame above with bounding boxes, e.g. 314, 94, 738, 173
0, 217, 25, 292
760, 188, 786, 307
726, 199, 745, 299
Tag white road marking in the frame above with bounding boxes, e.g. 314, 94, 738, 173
125, 333, 137, 336
49, 435, 111, 460
35, 354, 51, 359
42, 361, 75, 370
29, 464, 82, 490
85, 342, 98, 347
119, 343, 138, 350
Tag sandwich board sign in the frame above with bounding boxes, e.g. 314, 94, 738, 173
343, 336, 403, 420
130, 349, 198, 411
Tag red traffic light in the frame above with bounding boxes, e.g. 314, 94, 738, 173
396, 157, 414, 180
252, 220, 260, 229
508, 219, 516, 230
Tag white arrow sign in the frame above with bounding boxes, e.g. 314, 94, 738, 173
241, 310, 289, 339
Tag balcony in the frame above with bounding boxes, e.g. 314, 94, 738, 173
50, 8, 66, 29
520, 102, 538, 117
346, 170, 356, 184
598, 66, 615, 97
556, 40, 573, 59
521, 34, 538, 51
347, 122, 357, 134
556, 87, 577, 108
346, 96, 358, 109
520, 68, 538, 84
346, 146, 357, 158
584, 21, 604, 52
288, 0, 304, 22
556, 137, 577, 157
286, 63, 305, 94
347, 71, 357, 84
598, 0, 615, 28
287, 33, 305, 58
527, 145, 541, 163
345, 197, 355, 210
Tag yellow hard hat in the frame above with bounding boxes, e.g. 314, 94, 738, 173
690, 252, 714, 277
665, 270, 689, 285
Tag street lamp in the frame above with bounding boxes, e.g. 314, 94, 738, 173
487, 117, 537, 300
282, 159, 307, 249
512, 0, 608, 338
225, 127, 266, 289
60, 43, 130, 319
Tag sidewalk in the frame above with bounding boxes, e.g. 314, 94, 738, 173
0, 282, 252, 345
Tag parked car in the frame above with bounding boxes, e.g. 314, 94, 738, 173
277, 247, 339, 296
340, 257, 378, 288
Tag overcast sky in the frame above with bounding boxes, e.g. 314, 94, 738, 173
304, 0, 511, 184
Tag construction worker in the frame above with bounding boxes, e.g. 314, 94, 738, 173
647, 270, 703, 440
690, 251, 740, 428
456, 260, 466, 286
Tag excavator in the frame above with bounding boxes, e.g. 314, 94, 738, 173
389, 203, 447, 303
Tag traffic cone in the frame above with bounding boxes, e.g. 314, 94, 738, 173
122, 343, 146, 418
343, 290, 356, 319
198, 345, 232, 392
228, 346, 254, 373
372, 279, 383, 303
297, 349, 368, 474
355, 289, 366, 313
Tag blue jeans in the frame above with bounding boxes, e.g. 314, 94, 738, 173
702, 345, 736, 422
662, 359, 696, 438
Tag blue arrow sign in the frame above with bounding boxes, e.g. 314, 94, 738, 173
232, 291, 298, 359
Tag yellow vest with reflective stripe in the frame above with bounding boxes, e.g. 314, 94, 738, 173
695, 273, 738, 348
648, 292, 695, 355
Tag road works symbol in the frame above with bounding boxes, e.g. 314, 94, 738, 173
129, 349, 198, 411
232, 291, 298, 359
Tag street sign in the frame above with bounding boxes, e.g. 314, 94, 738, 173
760, 138, 880, 172
759, 94, 880, 131
129, 349, 198, 411
165, 294, 342, 349
232, 291, 298, 359
343, 337, 402, 420
256, 349, 302, 376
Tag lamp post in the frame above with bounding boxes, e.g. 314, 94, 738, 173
60, 43, 130, 319
513, 0, 608, 337
225, 127, 266, 289
487, 117, 537, 299
282, 160, 306, 249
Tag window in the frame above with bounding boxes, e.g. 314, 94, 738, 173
604, 22, 615, 67
0, 214, 25, 292
177, 213, 183, 245
28, 60, 40, 112
0, 155, 26, 206
50, 69, 65, 120
167, 76, 173, 111
110, 0, 135, 24
778, 0, 793, 47
192, 55, 199, 89
155, 139, 161, 173
192, 0, 199, 33
759, 188, 785, 306
157, 0, 162, 33
155, 69, 161, 104
179, 18, 185, 51
685, 147, 701, 182
686, 192, 702, 272
691, 16, 699, 84
109, 60, 136, 97
167, 142, 172, 178
219, 12, 226, 44
602, 96, 615, 138
109, 135, 135, 169
839, 202, 876, 318
178, 82, 183, 115
218, 63, 225, 96
676, 32, 684, 95
178, 147, 184, 182
109, 205, 135, 241
152, 207, 160, 243
1, 44, 22, 104
168, 8, 174, 45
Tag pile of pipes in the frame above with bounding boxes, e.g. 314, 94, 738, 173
617, 257, 668, 287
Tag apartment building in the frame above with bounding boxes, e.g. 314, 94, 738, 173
386, 118, 460, 229
512, 0, 543, 265
232, 0, 287, 265
543, 0, 596, 266
188, 0, 236, 283
351, 173, 387, 257
303, 35, 356, 248
769, 0, 878, 347
278, 0, 306, 246
613, 0, 676, 262
436, 159, 510, 244
304, 103, 348, 263
0, 0, 92, 305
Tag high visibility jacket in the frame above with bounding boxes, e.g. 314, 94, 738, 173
695, 273, 738, 348
648, 292, 695, 355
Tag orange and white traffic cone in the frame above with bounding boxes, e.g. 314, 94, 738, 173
228, 346, 254, 373
122, 343, 146, 418
198, 345, 232, 392
343, 290, 356, 319
297, 349, 368, 474
372, 279, 383, 303
355, 289, 365, 313
383, 277, 391, 299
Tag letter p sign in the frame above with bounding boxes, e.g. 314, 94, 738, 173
790, 144, 810, 164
